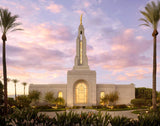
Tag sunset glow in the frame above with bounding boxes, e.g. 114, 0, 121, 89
0, 0, 159, 96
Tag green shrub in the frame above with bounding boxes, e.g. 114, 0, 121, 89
1, 108, 160, 125
92, 105, 105, 109
16, 95, 31, 108
131, 99, 146, 107
0, 115, 11, 126
110, 116, 131, 126
53, 111, 80, 125
10, 107, 54, 125
73, 106, 81, 109
138, 113, 160, 126
36, 105, 52, 109
146, 99, 152, 106
0, 106, 4, 115
55, 97, 65, 105
57, 105, 65, 109
94, 112, 111, 126
113, 104, 128, 109
92, 105, 97, 109
85, 106, 93, 109
136, 87, 152, 99
8, 97, 16, 107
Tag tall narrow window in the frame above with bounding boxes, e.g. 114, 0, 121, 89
100, 92, 105, 99
75, 82, 87, 104
80, 41, 83, 64
58, 91, 63, 98
100, 92, 105, 105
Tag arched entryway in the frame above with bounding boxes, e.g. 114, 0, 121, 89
74, 81, 88, 105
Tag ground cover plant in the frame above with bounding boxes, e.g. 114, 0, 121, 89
1, 107, 160, 126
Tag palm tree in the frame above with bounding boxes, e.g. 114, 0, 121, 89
12, 79, 19, 99
7, 77, 11, 82
22, 82, 27, 95
140, 1, 160, 110
0, 8, 22, 114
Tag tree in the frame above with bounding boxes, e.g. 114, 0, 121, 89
135, 87, 152, 99
22, 82, 27, 95
12, 79, 19, 99
139, 1, 160, 110
55, 97, 65, 106
100, 92, 119, 106
7, 78, 11, 82
108, 91, 119, 105
101, 94, 109, 106
28, 90, 41, 103
0, 8, 22, 114
45, 92, 55, 104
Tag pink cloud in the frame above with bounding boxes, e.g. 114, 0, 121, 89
117, 75, 127, 81
84, 2, 90, 7
13, 23, 74, 49
89, 28, 152, 70
46, 2, 63, 13
74, 10, 85, 15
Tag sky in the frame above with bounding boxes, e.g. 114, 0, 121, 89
0, 0, 160, 96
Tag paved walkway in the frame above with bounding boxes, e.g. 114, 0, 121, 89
40, 109, 138, 119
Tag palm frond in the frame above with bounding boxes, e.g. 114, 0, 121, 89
139, 18, 149, 24
11, 28, 23, 32
139, 23, 150, 27
140, 11, 152, 24
139, 1, 160, 30
0, 8, 22, 34
151, 1, 156, 9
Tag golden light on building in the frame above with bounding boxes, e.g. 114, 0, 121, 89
100, 92, 105, 105
75, 82, 87, 104
58, 91, 63, 98
80, 41, 83, 64
100, 92, 105, 99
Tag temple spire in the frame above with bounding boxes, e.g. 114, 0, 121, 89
73, 14, 89, 70
80, 14, 83, 25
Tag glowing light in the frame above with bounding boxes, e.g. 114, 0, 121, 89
100, 92, 105, 105
58, 91, 63, 98
100, 92, 105, 99
80, 41, 83, 64
76, 82, 87, 104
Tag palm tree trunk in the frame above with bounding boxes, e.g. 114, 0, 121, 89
2, 34, 8, 115
15, 83, 16, 99
152, 29, 158, 111
24, 86, 25, 95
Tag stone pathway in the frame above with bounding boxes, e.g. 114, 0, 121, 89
106, 110, 138, 119
40, 109, 138, 119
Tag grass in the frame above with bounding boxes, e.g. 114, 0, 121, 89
37, 108, 66, 112
38, 107, 148, 112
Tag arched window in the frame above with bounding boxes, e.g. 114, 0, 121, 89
58, 91, 63, 98
75, 82, 87, 104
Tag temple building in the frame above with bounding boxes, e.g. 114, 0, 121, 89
29, 16, 135, 106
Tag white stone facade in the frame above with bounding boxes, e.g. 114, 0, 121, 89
29, 18, 135, 107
